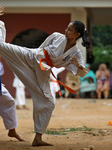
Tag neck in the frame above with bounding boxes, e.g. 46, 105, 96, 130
67, 39, 76, 47
64, 38, 76, 53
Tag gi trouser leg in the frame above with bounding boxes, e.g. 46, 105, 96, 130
0, 41, 55, 134
0, 85, 18, 130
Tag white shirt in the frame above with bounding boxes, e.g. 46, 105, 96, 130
0, 62, 4, 76
36, 32, 89, 77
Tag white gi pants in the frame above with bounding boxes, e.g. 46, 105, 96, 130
13, 75, 26, 106
15, 86, 26, 106
0, 42, 55, 134
0, 85, 18, 130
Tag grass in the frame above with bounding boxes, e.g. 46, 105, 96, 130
45, 130, 66, 135
63, 126, 94, 132
45, 126, 94, 135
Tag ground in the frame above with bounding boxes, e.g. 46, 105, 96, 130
0, 98, 112, 150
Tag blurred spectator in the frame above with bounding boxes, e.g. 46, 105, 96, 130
50, 67, 65, 102
65, 72, 80, 98
13, 74, 29, 109
110, 71, 112, 98
80, 64, 96, 98
50, 67, 65, 115
106, 61, 112, 98
96, 63, 110, 99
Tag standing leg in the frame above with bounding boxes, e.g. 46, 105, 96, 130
32, 133, 53, 146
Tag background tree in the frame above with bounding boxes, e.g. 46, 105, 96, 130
90, 25, 112, 72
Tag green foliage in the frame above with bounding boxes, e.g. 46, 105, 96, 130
63, 126, 93, 132
44, 127, 106, 136
45, 126, 93, 135
91, 25, 112, 71
45, 129, 66, 135
92, 25, 112, 46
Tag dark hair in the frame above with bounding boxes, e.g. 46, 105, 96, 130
72, 20, 93, 57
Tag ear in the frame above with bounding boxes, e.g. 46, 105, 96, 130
75, 32, 80, 38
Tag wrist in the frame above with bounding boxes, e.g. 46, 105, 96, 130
79, 65, 82, 70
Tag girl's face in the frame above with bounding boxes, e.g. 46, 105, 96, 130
99, 64, 107, 71
65, 23, 80, 40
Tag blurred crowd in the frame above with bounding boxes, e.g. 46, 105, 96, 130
59, 63, 112, 99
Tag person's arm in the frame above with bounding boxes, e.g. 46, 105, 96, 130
0, 55, 4, 76
0, 6, 5, 42
106, 70, 110, 79
95, 71, 100, 79
0, 5, 5, 16
66, 52, 89, 77
0, 20, 6, 42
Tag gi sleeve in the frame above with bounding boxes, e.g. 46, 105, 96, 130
0, 62, 4, 76
0, 20, 6, 42
66, 51, 89, 77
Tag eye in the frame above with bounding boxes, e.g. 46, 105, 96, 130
68, 28, 72, 31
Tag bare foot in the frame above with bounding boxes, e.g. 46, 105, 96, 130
32, 138, 53, 146
32, 133, 53, 146
16, 106, 21, 109
8, 129, 26, 141
23, 105, 29, 110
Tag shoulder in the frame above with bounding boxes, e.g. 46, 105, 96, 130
106, 70, 110, 75
52, 32, 64, 37
96, 70, 99, 74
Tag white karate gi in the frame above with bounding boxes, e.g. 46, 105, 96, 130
0, 20, 88, 134
0, 62, 18, 130
50, 67, 65, 103
13, 74, 26, 106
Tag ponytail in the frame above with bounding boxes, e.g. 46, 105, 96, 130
72, 20, 93, 58
82, 30, 93, 58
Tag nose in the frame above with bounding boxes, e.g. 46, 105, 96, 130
65, 29, 67, 35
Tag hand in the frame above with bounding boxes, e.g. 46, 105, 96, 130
70, 56, 82, 69
0, 5, 5, 15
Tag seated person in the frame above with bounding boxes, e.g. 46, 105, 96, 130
80, 64, 96, 98
96, 63, 110, 99
65, 72, 80, 98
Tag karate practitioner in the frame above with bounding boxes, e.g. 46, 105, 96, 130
0, 58, 25, 141
0, 6, 92, 146
13, 74, 29, 110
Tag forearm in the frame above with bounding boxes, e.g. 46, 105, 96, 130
0, 20, 6, 42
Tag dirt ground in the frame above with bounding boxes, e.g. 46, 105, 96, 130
0, 98, 112, 150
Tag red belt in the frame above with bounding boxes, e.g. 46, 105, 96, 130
40, 49, 76, 94
50, 80, 62, 96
